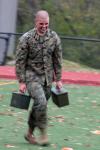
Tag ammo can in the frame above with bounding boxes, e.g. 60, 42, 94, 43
10, 92, 31, 110
51, 87, 69, 107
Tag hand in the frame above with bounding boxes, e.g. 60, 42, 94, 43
19, 83, 27, 93
56, 80, 63, 90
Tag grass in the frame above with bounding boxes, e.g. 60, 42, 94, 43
0, 80, 100, 150
6, 58, 100, 73
62, 60, 100, 72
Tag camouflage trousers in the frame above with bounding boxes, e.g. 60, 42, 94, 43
26, 80, 51, 131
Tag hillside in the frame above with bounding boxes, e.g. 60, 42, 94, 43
6, 58, 100, 73
17, 0, 100, 69
62, 59, 100, 72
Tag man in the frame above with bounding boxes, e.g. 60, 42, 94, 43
15, 10, 62, 145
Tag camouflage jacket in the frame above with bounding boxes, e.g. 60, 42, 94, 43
15, 28, 62, 86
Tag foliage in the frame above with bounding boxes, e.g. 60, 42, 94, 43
16, 0, 100, 69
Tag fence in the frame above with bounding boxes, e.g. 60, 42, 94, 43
0, 32, 100, 67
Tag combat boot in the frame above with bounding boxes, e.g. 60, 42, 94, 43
38, 128, 49, 146
24, 127, 37, 144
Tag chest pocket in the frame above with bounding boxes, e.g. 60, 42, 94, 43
29, 41, 43, 59
46, 40, 55, 55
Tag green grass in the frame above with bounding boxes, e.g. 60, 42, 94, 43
6, 59, 100, 72
0, 81, 100, 150
62, 59, 100, 72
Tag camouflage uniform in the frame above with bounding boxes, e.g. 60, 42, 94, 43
15, 28, 62, 130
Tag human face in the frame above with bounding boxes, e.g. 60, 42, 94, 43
35, 17, 49, 36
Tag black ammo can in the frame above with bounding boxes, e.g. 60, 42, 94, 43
51, 87, 69, 107
10, 92, 31, 110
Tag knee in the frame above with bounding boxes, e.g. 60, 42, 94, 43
39, 97, 47, 110
34, 97, 47, 111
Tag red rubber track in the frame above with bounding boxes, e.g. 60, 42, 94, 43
0, 66, 100, 86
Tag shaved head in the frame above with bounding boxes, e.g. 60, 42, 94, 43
35, 10, 49, 21
35, 10, 49, 36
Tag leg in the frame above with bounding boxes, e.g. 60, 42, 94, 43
24, 101, 37, 144
38, 85, 51, 145
24, 127, 37, 144
27, 81, 48, 144
43, 85, 51, 101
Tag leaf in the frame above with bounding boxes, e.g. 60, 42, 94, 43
55, 115, 64, 119
58, 118, 65, 122
55, 115, 65, 122
61, 147, 73, 150
5, 144, 16, 148
51, 143, 57, 148
0, 111, 14, 116
91, 130, 100, 135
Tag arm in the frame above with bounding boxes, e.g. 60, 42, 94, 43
15, 35, 29, 92
53, 34, 63, 89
